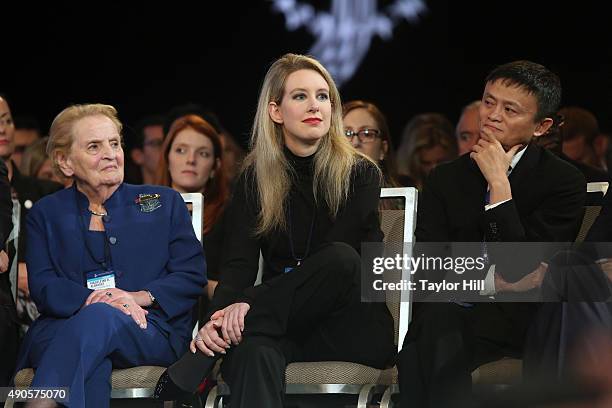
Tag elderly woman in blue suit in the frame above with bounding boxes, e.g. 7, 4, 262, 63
15, 104, 206, 408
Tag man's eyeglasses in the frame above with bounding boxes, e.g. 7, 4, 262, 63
344, 129, 381, 143
143, 139, 163, 148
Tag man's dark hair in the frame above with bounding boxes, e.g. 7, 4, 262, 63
125, 115, 165, 152
485, 60, 561, 122
557, 106, 599, 143
13, 115, 40, 132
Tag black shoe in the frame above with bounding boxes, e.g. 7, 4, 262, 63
154, 370, 194, 401
155, 350, 220, 401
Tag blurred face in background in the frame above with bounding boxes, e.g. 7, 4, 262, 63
0, 98, 15, 161
419, 145, 451, 176
456, 104, 480, 155
36, 158, 70, 187
343, 107, 387, 162
168, 128, 217, 193
562, 136, 588, 161
36, 159, 55, 181
141, 124, 164, 174
13, 128, 40, 168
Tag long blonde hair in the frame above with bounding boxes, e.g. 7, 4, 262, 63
245, 53, 376, 235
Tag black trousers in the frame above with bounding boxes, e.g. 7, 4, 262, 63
173, 242, 395, 408
0, 287, 19, 386
397, 302, 535, 408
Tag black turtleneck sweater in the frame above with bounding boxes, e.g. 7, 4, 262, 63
209, 149, 383, 313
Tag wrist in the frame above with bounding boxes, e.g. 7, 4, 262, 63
133, 290, 154, 307
488, 179, 512, 204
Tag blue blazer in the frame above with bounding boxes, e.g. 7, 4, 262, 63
19, 183, 207, 367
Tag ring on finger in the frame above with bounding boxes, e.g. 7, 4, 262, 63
106, 292, 112, 297
123, 304, 129, 308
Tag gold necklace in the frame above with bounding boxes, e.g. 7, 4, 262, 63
88, 208, 108, 217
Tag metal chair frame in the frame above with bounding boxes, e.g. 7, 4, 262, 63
206, 187, 418, 408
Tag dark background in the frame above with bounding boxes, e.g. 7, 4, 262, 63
4, 1, 611, 148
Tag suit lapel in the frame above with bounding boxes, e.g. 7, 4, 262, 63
508, 143, 541, 192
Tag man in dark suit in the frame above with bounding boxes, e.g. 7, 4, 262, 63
397, 61, 586, 407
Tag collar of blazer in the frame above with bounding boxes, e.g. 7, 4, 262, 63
73, 182, 126, 214
507, 142, 541, 188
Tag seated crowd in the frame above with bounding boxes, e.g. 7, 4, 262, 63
0, 55, 610, 408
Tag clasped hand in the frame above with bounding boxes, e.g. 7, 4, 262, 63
190, 302, 250, 357
84, 288, 148, 329
495, 262, 548, 293
470, 131, 522, 186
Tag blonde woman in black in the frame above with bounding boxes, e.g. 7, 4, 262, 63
155, 54, 395, 407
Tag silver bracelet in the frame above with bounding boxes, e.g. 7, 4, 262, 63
146, 290, 156, 305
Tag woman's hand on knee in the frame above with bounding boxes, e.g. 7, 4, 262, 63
85, 288, 129, 306
190, 319, 228, 356
220, 302, 250, 345
109, 296, 148, 329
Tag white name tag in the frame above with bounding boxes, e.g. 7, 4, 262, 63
86, 272, 116, 290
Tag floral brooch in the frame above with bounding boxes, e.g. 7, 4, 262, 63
135, 193, 161, 213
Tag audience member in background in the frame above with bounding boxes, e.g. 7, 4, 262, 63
164, 104, 245, 186
0, 157, 16, 387
157, 114, 229, 301
395, 113, 458, 189
125, 115, 165, 185
456, 101, 481, 155
535, 106, 609, 182
560, 106, 600, 167
21, 137, 72, 187
342, 100, 400, 188
0, 94, 62, 337
12, 115, 41, 169
559, 106, 608, 180
219, 127, 246, 185
155, 53, 395, 408
396, 112, 454, 177
397, 60, 585, 408
15, 103, 206, 408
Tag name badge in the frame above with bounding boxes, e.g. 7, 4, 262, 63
86, 270, 116, 290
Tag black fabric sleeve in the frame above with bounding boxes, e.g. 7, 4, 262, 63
414, 166, 451, 243
484, 167, 585, 243
0, 160, 12, 248
325, 161, 384, 250
207, 172, 261, 315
